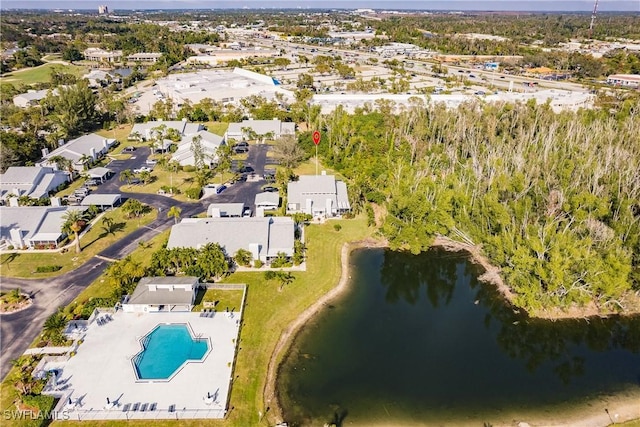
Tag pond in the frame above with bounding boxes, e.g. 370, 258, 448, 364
277, 248, 640, 426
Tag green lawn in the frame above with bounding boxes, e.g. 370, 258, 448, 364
96, 124, 134, 149
0, 63, 87, 87
0, 215, 372, 427
204, 121, 230, 136
193, 288, 244, 313
0, 208, 157, 278
120, 167, 201, 203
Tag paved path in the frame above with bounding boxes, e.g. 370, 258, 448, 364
0, 144, 269, 381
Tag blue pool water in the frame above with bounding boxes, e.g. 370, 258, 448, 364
134, 324, 209, 380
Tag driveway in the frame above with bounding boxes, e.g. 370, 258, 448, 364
0, 144, 274, 380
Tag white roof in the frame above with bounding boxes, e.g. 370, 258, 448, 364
86, 167, 112, 178
127, 276, 198, 306
255, 192, 279, 207
0, 206, 86, 243
80, 194, 121, 206
207, 203, 245, 217
167, 217, 294, 258
130, 121, 204, 138
0, 166, 69, 200
41, 133, 116, 164
287, 175, 351, 210
226, 119, 295, 137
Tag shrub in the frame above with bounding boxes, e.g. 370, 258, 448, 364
185, 187, 202, 200
333, 224, 342, 232
253, 260, 264, 268
183, 165, 196, 172
36, 265, 62, 273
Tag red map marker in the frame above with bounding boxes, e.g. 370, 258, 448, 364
312, 130, 321, 145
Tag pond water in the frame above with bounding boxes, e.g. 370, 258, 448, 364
277, 248, 640, 426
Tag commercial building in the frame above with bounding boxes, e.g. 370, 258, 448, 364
287, 174, 351, 219
154, 68, 293, 106
127, 53, 163, 63
83, 48, 123, 63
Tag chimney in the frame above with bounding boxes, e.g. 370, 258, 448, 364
103, 139, 109, 149
41, 148, 50, 158
58, 139, 65, 146
90, 147, 96, 160
9, 228, 25, 248
9, 197, 19, 207
12, 188, 21, 197
50, 197, 61, 207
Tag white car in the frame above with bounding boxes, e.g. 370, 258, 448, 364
133, 166, 152, 174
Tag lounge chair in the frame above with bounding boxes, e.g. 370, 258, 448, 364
149, 403, 157, 411
140, 403, 148, 412
168, 404, 175, 413
122, 403, 131, 412
132, 402, 140, 411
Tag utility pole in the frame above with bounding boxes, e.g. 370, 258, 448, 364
589, 0, 599, 38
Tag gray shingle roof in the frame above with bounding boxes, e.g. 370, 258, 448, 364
127, 277, 198, 306
207, 203, 245, 217
0, 206, 87, 243
255, 192, 279, 207
287, 175, 351, 211
226, 119, 295, 137
80, 194, 121, 207
166, 217, 294, 259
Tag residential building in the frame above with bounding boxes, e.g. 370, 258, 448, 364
129, 120, 204, 141
606, 74, 640, 88
225, 119, 295, 141
38, 133, 117, 173
167, 217, 294, 263
287, 174, 351, 218
207, 203, 245, 217
0, 166, 70, 202
123, 277, 199, 313
172, 130, 225, 167
255, 192, 279, 211
126, 53, 162, 63
0, 206, 87, 249
13, 89, 54, 108
83, 48, 123, 63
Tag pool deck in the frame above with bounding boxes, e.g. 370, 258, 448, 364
51, 310, 240, 420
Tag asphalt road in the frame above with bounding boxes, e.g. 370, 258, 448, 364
0, 143, 270, 380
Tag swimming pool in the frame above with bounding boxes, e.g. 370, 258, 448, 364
133, 324, 209, 381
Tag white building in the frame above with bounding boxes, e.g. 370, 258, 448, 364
0, 206, 87, 249
167, 217, 294, 263
123, 277, 199, 313
207, 203, 245, 218
287, 174, 351, 219
172, 130, 226, 167
254, 192, 279, 211
129, 120, 204, 141
0, 166, 70, 202
127, 52, 162, 63
83, 48, 123, 62
38, 133, 117, 172
154, 68, 293, 106
225, 119, 295, 141
606, 74, 640, 88
13, 89, 55, 108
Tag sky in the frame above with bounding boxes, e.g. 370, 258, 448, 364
1, 0, 639, 12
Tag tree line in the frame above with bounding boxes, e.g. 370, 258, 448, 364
303, 99, 640, 314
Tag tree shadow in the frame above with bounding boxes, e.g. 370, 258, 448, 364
326, 409, 348, 427
98, 222, 126, 239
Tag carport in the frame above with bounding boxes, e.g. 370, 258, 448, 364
85, 167, 113, 183
80, 193, 122, 210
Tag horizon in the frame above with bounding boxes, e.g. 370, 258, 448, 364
2, 1, 639, 12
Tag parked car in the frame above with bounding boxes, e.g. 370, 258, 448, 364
215, 185, 227, 194
243, 208, 252, 217
262, 186, 278, 193
123, 146, 136, 152
233, 145, 249, 154
133, 167, 153, 174
83, 180, 97, 187
145, 159, 157, 166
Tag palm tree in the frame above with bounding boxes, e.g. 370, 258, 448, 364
62, 209, 87, 253
119, 169, 134, 186
79, 154, 92, 170
167, 206, 182, 224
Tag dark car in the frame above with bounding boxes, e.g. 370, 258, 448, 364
238, 166, 254, 173
262, 186, 278, 193
216, 185, 227, 194
233, 145, 249, 154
